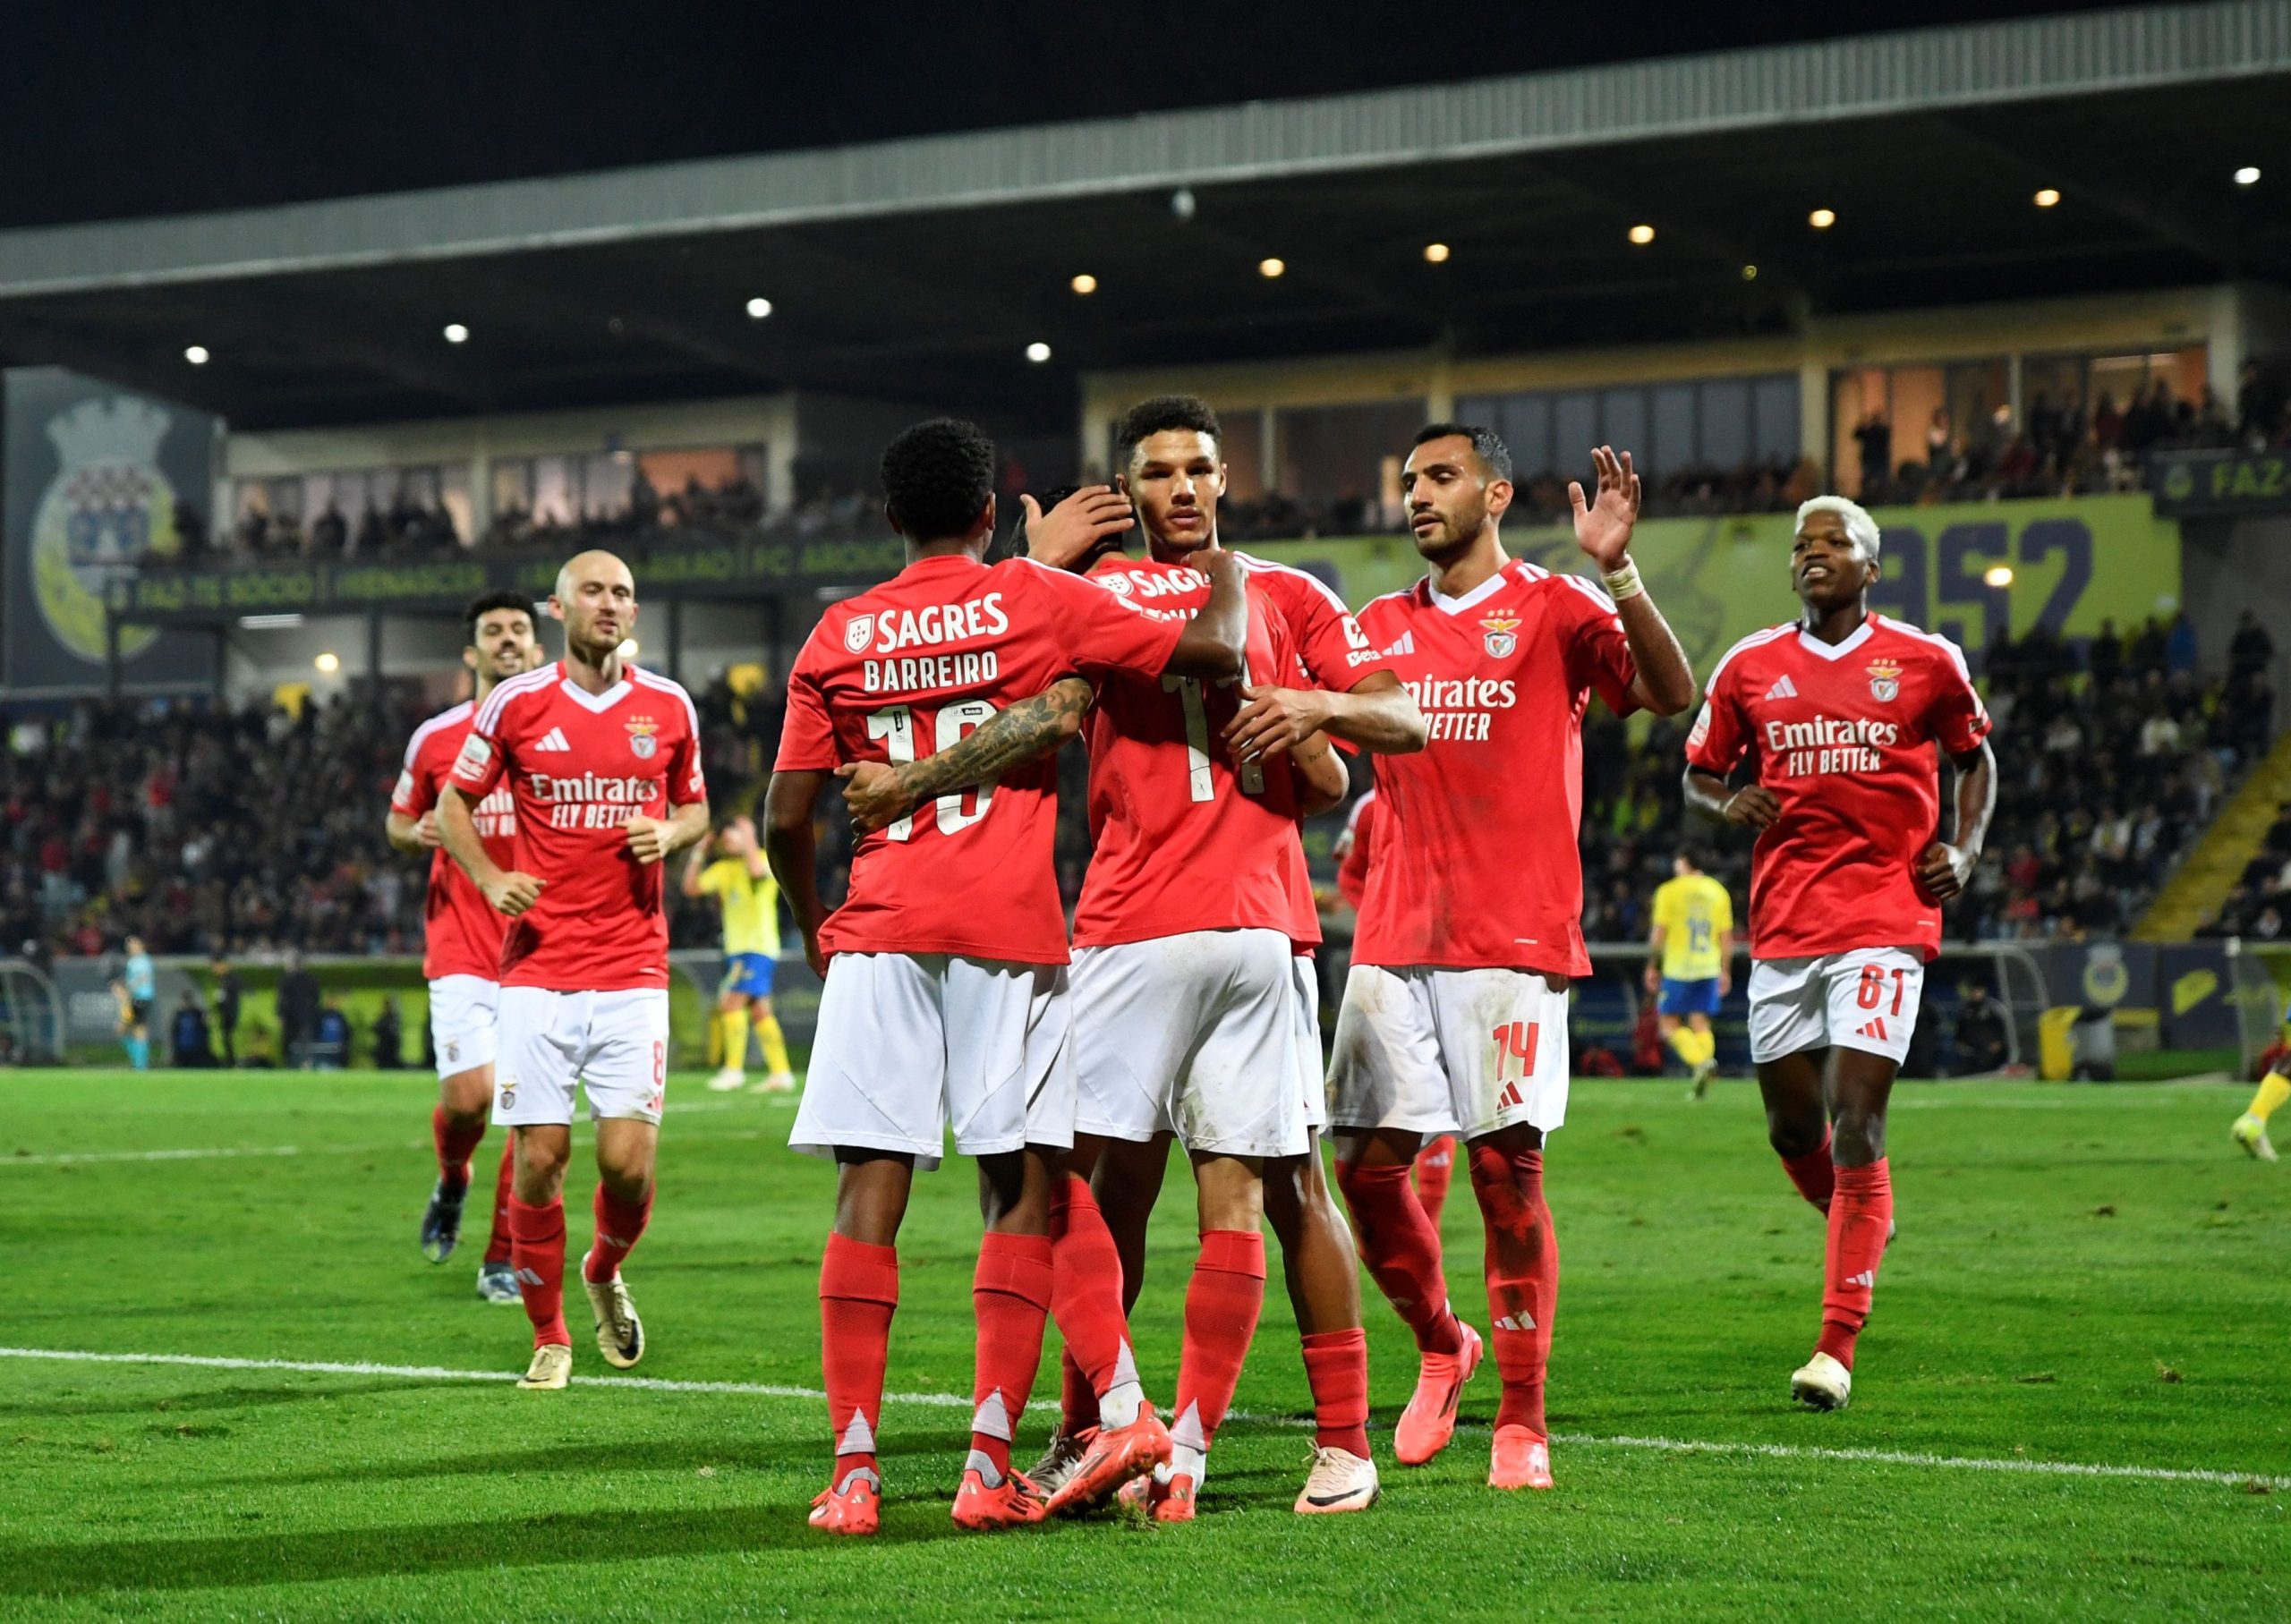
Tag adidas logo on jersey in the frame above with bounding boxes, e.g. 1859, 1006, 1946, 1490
1857, 1017, 1888, 1042
532, 727, 573, 752
1765, 674, 1799, 701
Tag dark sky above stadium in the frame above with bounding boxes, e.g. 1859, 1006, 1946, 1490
1, 0, 2174, 228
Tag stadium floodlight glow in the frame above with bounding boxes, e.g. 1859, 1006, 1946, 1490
313, 652, 341, 675
1628, 224, 1656, 245
2033, 188, 2061, 208
1069, 273, 1098, 294
238, 613, 305, 630
1742, 264, 1759, 281
1984, 565, 2014, 589
443, 322, 470, 344
617, 637, 640, 662
1171, 187, 1197, 219
1422, 242, 1451, 263
183, 344, 210, 365
1257, 257, 1286, 279
1809, 208, 1837, 230
2236, 166, 2261, 186
1026, 341, 1052, 363
745, 296, 773, 319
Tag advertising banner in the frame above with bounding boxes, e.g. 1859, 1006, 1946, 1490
3, 368, 219, 697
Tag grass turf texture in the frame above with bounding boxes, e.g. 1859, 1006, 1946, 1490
2, 1073, 2284, 1619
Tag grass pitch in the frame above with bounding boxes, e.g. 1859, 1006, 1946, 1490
1, 1071, 2285, 1619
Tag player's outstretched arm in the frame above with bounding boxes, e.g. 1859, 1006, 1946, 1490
762, 770, 831, 976
1164, 548, 1249, 680
384, 809, 439, 855
1226, 668, 1427, 761
438, 785, 543, 915
840, 677, 1094, 835
1915, 739, 1997, 901
1571, 446, 1695, 716
1683, 766, 1779, 831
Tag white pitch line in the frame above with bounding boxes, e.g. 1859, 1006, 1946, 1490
0, 1145, 306, 1169
2, 1346, 2280, 1490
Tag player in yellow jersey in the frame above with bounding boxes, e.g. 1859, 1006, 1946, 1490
682, 812, 796, 1093
2231, 999, 2289, 1162
1645, 852, 1733, 1100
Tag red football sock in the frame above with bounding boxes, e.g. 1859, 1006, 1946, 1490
1412, 1135, 1456, 1229
1816, 1159, 1894, 1370
1469, 1143, 1559, 1437
583, 1182, 653, 1284
481, 1141, 516, 1266
1050, 1173, 1132, 1433
1336, 1157, 1464, 1355
1299, 1327, 1371, 1458
969, 1232, 1054, 1480
820, 1233, 899, 1483
1780, 1128, 1838, 1215
507, 1195, 570, 1348
432, 1106, 485, 1185
1171, 1230, 1265, 1462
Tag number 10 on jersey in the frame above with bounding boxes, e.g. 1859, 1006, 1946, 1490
864, 700, 998, 840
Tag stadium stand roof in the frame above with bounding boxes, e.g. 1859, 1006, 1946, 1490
0, 0, 2285, 431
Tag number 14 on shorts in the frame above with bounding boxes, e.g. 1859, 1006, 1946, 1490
1490, 1020, 1541, 1080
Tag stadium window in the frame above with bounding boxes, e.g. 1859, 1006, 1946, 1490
1552, 392, 1598, 483
532, 455, 577, 525
1218, 410, 1266, 501
1698, 378, 1751, 472
1597, 387, 1647, 472
1750, 376, 1801, 466
491, 458, 533, 520
1648, 385, 1694, 482
1273, 400, 1426, 522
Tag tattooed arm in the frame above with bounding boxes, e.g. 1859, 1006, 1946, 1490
839, 676, 1094, 835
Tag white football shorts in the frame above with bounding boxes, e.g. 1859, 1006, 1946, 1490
791, 952, 1073, 1171
1327, 963, 1571, 1142
1292, 953, 1327, 1135
493, 986, 669, 1127
1071, 927, 1307, 1160
428, 974, 498, 1080
1748, 947, 1925, 1067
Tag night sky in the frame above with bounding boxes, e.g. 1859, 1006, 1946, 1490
0, 0, 2174, 228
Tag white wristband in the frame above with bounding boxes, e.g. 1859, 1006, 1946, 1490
1604, 559, 1644, 601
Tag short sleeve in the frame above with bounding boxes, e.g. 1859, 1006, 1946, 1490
773, 633, 842, 772
1650, 885, 1676, 934
390, 744, 435, 818
667, 718, 707, 807
1275, 570, 1389, 691
1712, 886, 1734, 934
1556, 576, 1639, 715
1923, 639, 1994, 756
448, 711, 508, 798
695, 860, 731, 897
1683, 667, 1750, 777
1037, 565, 1186, 681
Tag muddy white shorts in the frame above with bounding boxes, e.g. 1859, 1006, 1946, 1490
494, 986, 669, 1127
1071, 927, 1307, 1160
1748, 947, 1924, 1067
1292, 954, 1327, 1135
791, 952, 1073, 1171
1326, 963, 1571, 1142
428, 974, 498, 1079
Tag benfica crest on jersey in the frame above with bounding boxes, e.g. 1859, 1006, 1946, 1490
1480, 616, 1521, 659
1866, 659, 1903, 702
626, 717, 660, 759
844, 613, 876, 653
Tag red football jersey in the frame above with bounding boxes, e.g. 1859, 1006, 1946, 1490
391, 700, 518, 982
450, 661, 707, 991
1334, 788, 1378, 909
774, 552, 1185, 964
1351, 557, 1639, 976
1070, 555, 1320, 949
1684, 612, 1992, 962
1231, 550, 1392, 691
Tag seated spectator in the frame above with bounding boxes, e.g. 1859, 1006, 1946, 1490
312, 998, 351, 1070
168, 990, 213, 1068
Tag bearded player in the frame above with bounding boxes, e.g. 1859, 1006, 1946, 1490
1330, 426, 1693, 1491
765, 417, 1249, 1535
1684, 497, 1993, 1411
439, 550, 709, 1391
388, 590, 544, 1303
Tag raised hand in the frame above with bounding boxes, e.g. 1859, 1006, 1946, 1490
1568, 446, 1642, 573
1025, 486, 1136, 571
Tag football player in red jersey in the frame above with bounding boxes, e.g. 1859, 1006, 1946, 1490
1329, 423, 1693, 1491
1684, 496, 1994, 1412
438, 550, 711, 1393
763, 418, 1249, 1536
389, 591, 544, 1304
871, 397, 1427, 1519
